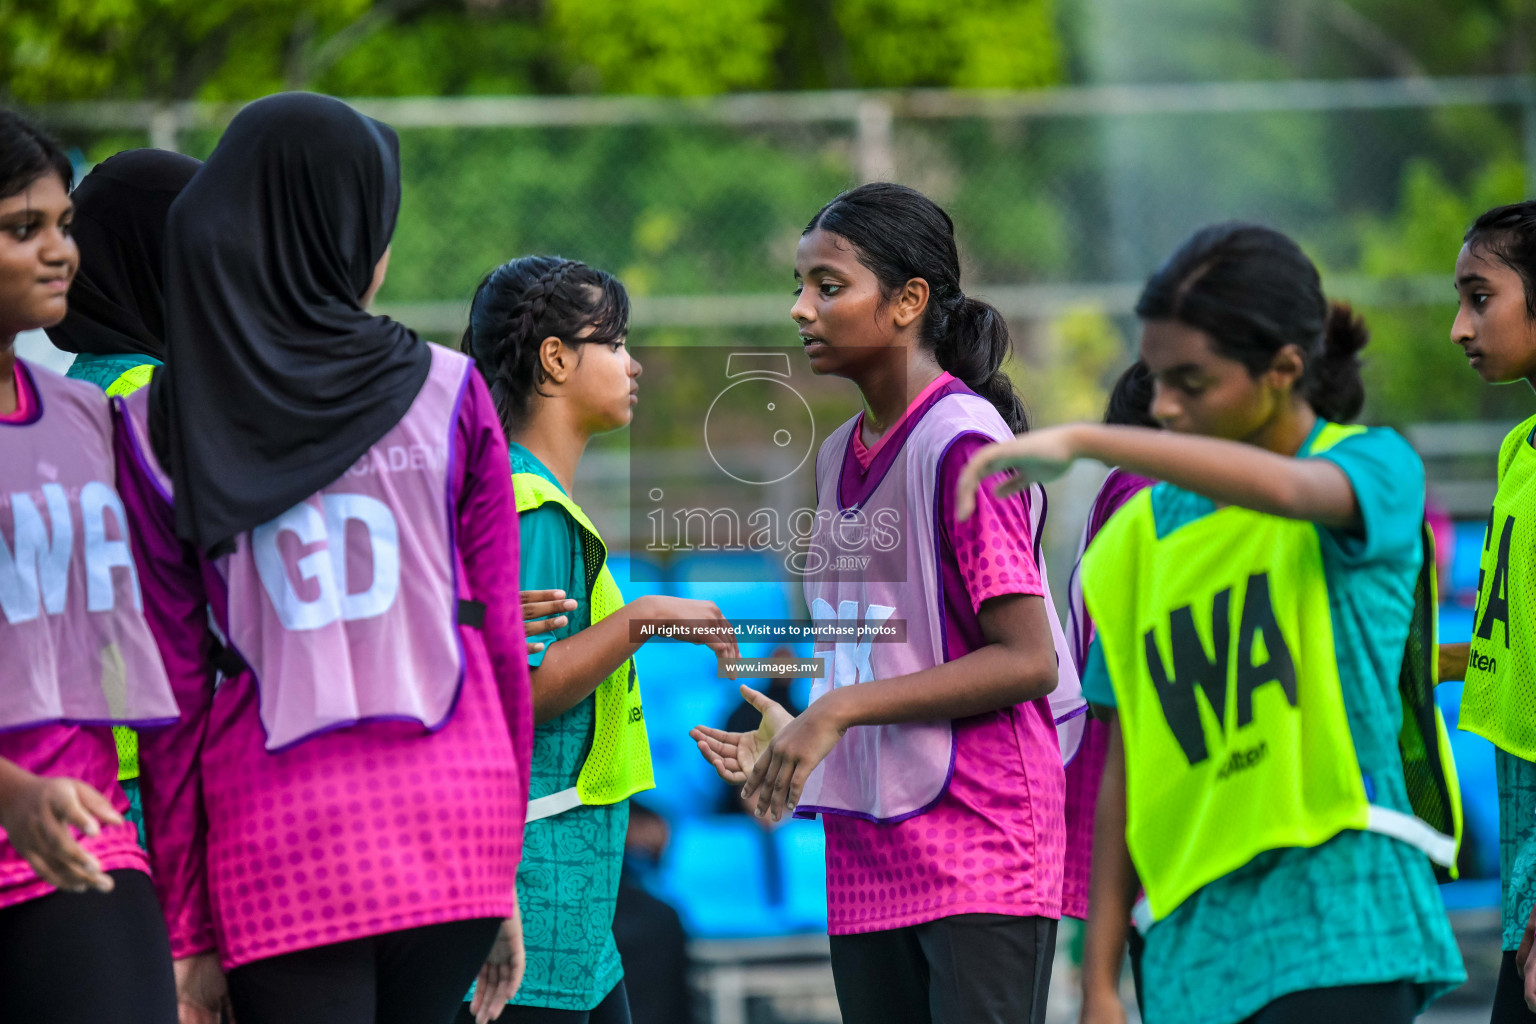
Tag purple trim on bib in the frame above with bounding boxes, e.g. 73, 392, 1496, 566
1054, 702, 1090, 727
115, 399, 173, 505
438, 363, 474, 731
0, 361, 45, 428
0, 713, 180, 736
837, 377, 970, 512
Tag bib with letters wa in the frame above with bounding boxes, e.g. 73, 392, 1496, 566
513, 472, 654, 821
1082, 424, 1457, 926
1461, 412, 1536, 758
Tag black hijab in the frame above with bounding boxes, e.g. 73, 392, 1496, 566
151, 93, 431, 555
47, 149, 202, 359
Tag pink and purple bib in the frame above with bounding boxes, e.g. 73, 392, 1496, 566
0, 359, 177, 732
799, 386, 1080, 823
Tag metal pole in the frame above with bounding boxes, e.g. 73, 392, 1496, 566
148, 106, 180, 153
1524, 82, 1536, 199
855, 96, 894, 182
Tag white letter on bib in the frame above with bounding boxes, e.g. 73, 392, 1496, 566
0, 485, 73, 622
254, 503, 341, 631
322, 494, 400, 621
82, 481, 141, 612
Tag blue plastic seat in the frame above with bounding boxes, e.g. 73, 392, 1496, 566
606, 552, 671, 601
662, 816, 786, 937
775, 818, 828, 932
635, 642, 739, 819
1437, 681, 1500, 881
1448, 520, 1487, 603
673, 552, 796, 658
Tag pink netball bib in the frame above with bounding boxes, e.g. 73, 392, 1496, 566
798, 392, 1080, 822
0, 360, 177, 731
123, 346, 475, 752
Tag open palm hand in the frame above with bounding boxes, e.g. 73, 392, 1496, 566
690, 685, 793, 785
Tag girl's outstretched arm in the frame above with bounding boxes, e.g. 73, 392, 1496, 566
957, 424, 1360, 530
740, 592, 1058, 820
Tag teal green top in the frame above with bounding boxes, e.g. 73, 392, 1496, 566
1081, 421, 1464, 1024
64, 352, 160, 391
1490, 429, 1536, 951
502, 442, 626, 1010
1497, 749, 1536, 950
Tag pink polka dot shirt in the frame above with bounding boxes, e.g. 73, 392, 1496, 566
118, 373, 533, 969
824, 386, 1066, 934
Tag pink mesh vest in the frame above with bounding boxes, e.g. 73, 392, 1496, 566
798, 392, 1081, 823
125, 346, 474, 752
0, 359, 177, 732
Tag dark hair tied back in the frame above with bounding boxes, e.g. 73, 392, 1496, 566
1135, 222, 1369, 423
805, 182, 1028, 432
1465, 201, 1536, 320
0, 108, 72, 200
461, 255, 630, 435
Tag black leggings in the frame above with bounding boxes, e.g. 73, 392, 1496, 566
456, 979, 632, 1024
828, 914, 1057, 1024
1493, 950, 1536, 1023
227, 917, 502, 1024
1240, 980, 1419, 1024
0, 867, 177, 1023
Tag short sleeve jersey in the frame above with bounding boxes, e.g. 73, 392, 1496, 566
506, 443, 627, 1011
820, 383, 1065, 934
1080, 422, 1465, 1024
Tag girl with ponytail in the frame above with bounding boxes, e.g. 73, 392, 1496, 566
959, 223, 1465, 1024
693, 183, 1079, 1024
461, 255, 737, 1024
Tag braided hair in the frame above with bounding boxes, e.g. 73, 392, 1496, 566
461, 255, 631, 435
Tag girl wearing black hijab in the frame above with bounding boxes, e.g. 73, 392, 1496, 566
45, 147, 201, 852
117, 93, 534, 1024
49, 148, 201, 395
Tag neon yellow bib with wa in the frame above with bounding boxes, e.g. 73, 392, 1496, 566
1461, 413, 1536, 759
1082, 424, 1458, 926
514, 473, 654, 819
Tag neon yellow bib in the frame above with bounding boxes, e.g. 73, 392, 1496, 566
513, 472, 654, 820
1082, 424, 1458, 926
107, 364, 156, 781
1461, 413, 1536, 758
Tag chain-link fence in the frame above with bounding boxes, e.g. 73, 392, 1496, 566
29, 76, 1536, 560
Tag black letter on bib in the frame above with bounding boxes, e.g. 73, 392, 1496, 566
1233, 573, 1298, 728
1144, 589, 1231, 766
1476, 513, 1515, 649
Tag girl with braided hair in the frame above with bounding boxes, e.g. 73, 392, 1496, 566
460, 255, 739, 1024
958, 223, 1465, 1024
692, 183, 1079, 1024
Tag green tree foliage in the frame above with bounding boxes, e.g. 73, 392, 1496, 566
1350, 157, 1532, 423
2, 0, 1065, 103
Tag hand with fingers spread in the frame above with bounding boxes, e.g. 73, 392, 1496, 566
0, 761, 121, 893
521, 589, 577, 656
173, 953, 229, 1024
741, 698, 847, 822
470, 893, 526, 1023
954, 426, 1082, 524
691, 684, 795, 785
